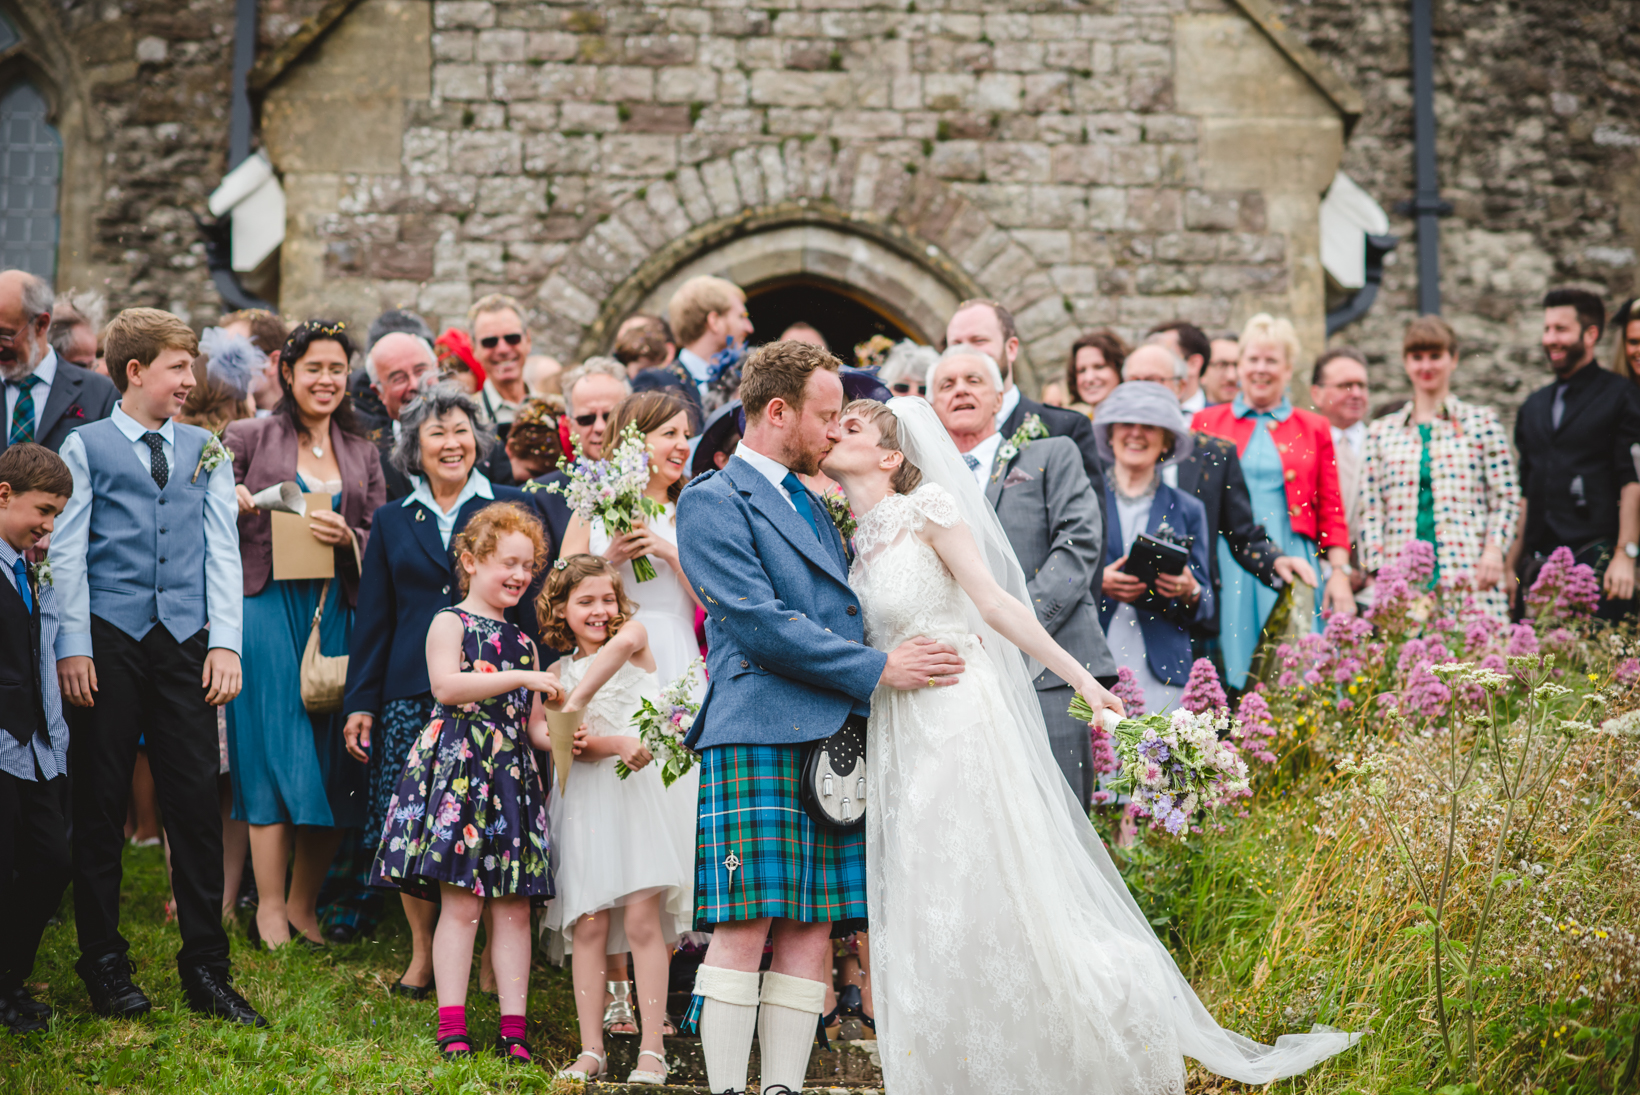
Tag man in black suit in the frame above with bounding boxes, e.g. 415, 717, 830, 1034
0, 271, 118, 455
1511, 288, 1640, 620
1123, 342, 1316, 655
945, 299, 1107, 557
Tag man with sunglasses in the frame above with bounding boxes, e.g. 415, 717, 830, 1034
562, 357, 631, 460
469, 294, 533, 433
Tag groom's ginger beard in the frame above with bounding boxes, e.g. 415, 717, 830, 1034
742, 368, 845, 476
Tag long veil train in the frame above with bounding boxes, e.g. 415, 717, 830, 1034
875, 396, 1360, 1085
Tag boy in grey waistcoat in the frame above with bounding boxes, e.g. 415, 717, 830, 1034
52, 308, 265, 1026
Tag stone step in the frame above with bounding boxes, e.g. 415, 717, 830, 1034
593, 1035, 883, 1090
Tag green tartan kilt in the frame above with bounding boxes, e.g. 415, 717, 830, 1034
692, 742, 867, 931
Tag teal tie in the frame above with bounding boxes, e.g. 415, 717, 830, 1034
12, 557, 31, 615
8, 375, 39, 445
780, 472, 820, 541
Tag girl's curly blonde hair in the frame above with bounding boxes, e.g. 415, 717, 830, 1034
537, 554, 637, 651
451, 502, 547, 593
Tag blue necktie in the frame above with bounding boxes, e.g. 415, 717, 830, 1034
962, 453, 980, 471
12, 557, 32, 615
780, 472, 820, 541
8, 375, 39, 446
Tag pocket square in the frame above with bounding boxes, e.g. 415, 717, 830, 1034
1002, 467, 1035, 488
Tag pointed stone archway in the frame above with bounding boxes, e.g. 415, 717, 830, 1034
533, 143, 1078, 387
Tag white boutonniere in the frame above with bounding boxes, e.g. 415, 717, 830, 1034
993, 414, 1049, 477
29, 557, 51, 589
191, 430, 230, 484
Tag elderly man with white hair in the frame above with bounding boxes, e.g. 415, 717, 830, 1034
0, 269, 118, 454
927, 345, 1116, 806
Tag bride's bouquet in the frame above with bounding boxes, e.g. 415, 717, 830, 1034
536, 423, 665, 580
1069, 700, 1250, 837
616, 658, 704, 786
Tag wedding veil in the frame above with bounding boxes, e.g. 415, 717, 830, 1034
884, 396, 1360, 1082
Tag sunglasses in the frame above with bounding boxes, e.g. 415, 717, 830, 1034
479, 333, 524, 349
573, 410, 610, 427
890, 382, 927, 396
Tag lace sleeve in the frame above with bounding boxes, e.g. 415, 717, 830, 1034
910, 482, 962, 529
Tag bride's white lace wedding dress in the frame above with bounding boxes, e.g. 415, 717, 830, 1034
851, 480, 1357, 1095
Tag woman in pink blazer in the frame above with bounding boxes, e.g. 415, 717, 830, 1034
222, 321, 385, 951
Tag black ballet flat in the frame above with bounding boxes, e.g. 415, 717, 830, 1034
391, 980, 432, 1000
437, 1033, 474, 1060
287, 924, 326, 952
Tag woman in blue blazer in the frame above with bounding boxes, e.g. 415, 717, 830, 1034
339, 384, 556, 991
1094, 382, 1214, 714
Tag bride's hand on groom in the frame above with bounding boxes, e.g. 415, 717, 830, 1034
881, 636, 965, 691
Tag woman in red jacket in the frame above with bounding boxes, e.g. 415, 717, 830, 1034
1191, 314, 1354, 689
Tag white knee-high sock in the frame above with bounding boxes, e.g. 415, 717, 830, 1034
757, 971, 826, 1093
696, 965, 762, 1094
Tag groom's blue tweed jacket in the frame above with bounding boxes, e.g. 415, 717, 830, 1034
677, 455, 887, 750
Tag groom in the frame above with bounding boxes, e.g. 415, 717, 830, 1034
677, 340, 965, 1095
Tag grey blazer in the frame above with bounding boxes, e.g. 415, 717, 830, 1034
985, 435, 1118, 688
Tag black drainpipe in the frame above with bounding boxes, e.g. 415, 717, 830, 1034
1400, 0, 1452, 314
1326, 232, 1400, 336
201, 0, 275, 311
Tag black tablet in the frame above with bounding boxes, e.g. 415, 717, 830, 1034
1121, 532, 1190, 585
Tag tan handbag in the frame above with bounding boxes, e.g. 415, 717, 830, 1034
299, 578, 347, 713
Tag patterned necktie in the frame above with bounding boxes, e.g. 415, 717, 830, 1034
8, 375, 39, 446
962, 453, 980, 471
11, 557, 31, 615
142, 431, 169, 489
780, 471, 820, 540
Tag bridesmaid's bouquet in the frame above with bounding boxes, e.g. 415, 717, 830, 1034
1069, 700, 1250, 837
617, 658, 704, 787
538, 423, 665, 580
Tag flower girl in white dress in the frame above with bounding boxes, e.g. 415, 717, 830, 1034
539, 556, 691, 1085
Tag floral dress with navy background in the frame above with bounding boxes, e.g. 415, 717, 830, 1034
372, 609, 554, 903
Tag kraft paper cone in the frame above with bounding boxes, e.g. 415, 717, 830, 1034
251, 480, 305, 515
544, 707, 582, 794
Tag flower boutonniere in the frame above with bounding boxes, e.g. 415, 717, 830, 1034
191, 429, 230, 484
65, 405, 85, 421
29, 556, 52, 589
821, 489, 856, 542
993, 414, 1049, 478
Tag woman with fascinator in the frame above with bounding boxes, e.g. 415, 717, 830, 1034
1093, 381, 1216, 714
817, 396, 1358, 1094
222, 320, 386, 949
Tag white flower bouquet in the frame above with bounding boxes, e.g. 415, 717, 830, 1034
617, 658, 704, 787
540, 423, 666, 580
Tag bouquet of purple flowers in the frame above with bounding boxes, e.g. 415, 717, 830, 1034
535, 422, 665, 580
1070, 699, 1250, 837
616, 658, 703, 787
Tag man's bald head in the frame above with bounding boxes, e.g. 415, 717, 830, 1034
0, 270, 55, 381
367, 330, 438, 420
1122, 343, 1187, 393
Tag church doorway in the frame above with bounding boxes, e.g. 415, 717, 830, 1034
747, 274, 918, 361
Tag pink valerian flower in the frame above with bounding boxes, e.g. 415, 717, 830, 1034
1399, 539, 1437, 586
1088, 718, 1121, 775
1616, 657, 1640, 686
1233, 690, 1278, 765
1109, 666, 1147, 717
1368, 539, 1438, 627
1505, 622, 1540, 659
1526, 546, 1601, 619
1179, 658, 1228, 714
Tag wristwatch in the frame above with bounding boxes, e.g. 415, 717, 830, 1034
1625, 542, 1638, 560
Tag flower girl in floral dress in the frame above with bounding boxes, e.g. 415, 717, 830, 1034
372, 503, 562, 1063
539, 555, 692, 1085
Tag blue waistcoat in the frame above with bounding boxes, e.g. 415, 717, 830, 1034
76, 417, 213, 643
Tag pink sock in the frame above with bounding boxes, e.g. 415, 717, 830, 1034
500, 1013, 529, 1060
437, 1005, 469, 1052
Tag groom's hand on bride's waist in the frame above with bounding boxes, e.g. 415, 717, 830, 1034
881, 636, 965, 691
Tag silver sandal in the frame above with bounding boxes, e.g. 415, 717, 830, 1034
627, 1048, 669, 1085
556, 1048, 607, 1081
603, 980, 637, 1035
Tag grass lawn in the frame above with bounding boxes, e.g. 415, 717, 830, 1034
0, 844, 587, 1094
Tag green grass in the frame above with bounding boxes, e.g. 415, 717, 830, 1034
0, 845, 585, 1094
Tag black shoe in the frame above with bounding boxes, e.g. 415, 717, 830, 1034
493, 1034, 532, 1063
2, 985, 49, 1021
179, 965, 267, 1027
288, 924, 326, 952
76, 954, 151, 1019
325, 923, 358, 944
390, 979, 432, 1000
0, 990, 48, 1035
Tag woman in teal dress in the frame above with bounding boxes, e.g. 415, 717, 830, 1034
224, 321, 387, 948
1193, 315, 1355, 690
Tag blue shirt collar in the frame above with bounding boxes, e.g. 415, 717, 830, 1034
110, 401, 175, 443
403, 467, 493, 515
0, 535, 20, 572
1232, 393, 1293, 422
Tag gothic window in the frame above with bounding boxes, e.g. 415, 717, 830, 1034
0, 11, 61, 282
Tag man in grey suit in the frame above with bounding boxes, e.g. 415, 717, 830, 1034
928, 345, 1117, 806
0, 271, 118, 455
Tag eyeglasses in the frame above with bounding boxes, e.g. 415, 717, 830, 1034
890, 382, 926, 396
1322, 381, 1368, 393
479, 333, 524, 350
573, 410, 610, 427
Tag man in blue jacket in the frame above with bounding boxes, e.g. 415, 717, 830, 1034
676, 340, 964, 1095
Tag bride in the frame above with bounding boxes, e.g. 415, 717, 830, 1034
818, 396, 1358, 1095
